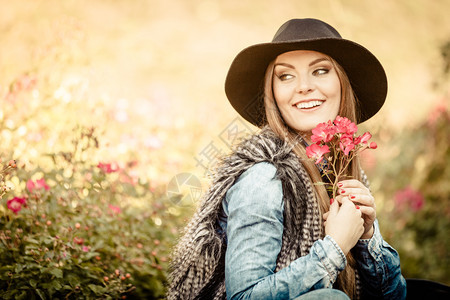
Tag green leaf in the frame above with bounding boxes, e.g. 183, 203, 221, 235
26, 238, 39, 244
88, 284, 105, 295
67, 274, 80, 287
29, 279, 38, 288
2, 288, 18, 299
15, 264, 24, 273
35, 289, 46, 300
83, 251, 99, 260
15, 290, 28, 300
49, 268, 63, 279
49, 280, 62, 291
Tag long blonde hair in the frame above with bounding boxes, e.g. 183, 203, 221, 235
263, 54, 361, 298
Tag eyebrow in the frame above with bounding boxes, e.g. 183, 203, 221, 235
274, 57, 330, 69
308, 57, 329, 66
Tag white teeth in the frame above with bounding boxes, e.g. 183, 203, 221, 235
296, 100, 323, 109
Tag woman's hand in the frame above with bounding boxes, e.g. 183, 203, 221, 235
337, 179, 376, 239
324, 196, 365, 255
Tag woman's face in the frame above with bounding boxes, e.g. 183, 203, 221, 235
272, 50, 341, 133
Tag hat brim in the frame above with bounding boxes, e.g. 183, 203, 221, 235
225, 38, 387, 126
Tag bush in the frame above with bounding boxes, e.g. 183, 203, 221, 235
375, 101, 449, 284
0, 127, 187, 299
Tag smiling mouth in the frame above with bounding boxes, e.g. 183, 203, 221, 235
295, 100, 324, 109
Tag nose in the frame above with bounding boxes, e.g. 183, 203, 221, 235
296, 75, 314, 94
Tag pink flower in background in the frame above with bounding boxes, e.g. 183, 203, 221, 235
108, 204, 121, 215
73, 237, 84, 245
82, 246, 89, 252
144, 135, 163, 149
97, 162, 119, 173
7, 197, 27, 214
305, 143, 330, 164
395, 186, 425, 212
26, 178, 50, 193
427, 98, 448, 127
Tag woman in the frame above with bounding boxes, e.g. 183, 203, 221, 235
168, 18, 407, 300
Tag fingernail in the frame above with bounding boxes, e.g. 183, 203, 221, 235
356, 205, 360, 209
340, 189, 345, 194
350, 195, 356, 199
338, 183, 343, 187
330, 198, 334, 205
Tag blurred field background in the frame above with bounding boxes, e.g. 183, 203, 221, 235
0, 0, 449, 298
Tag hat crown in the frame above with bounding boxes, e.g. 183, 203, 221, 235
272, 18, 342, 43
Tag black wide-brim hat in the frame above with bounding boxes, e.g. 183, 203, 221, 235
225, 18, 387, 127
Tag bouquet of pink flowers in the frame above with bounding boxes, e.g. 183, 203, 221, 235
306, 116, 377, 199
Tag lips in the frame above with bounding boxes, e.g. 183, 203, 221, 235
294, 100, 325, 109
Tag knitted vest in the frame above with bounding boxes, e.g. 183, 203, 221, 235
168, 126, 359, 299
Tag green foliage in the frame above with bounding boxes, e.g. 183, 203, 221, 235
375, 104, 450, 285
0, 127, 186, 299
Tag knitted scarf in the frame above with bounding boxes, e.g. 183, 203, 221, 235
168, 126, 360, 299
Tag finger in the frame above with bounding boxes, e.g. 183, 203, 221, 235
338, 179, 367, 189
329, 197, 339, 215
323, 211, 329, 220
338, 187, 370, 197
334, 195, 345, 205
348, 194, 375, 208
341, 197, 363, 215
358, 206, 376, 219
340, 196, 354, 208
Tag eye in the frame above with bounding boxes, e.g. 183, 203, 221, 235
313, 68, 329, 76
277, 73, 294, 81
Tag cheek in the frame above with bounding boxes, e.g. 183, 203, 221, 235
326, 78, 341, 97
273, 83, 292, 105
325, 79, 341, 106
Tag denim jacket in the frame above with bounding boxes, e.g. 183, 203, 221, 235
218, 162, 407, 300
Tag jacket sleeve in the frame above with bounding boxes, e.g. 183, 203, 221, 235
352, 220, 407, 300
224, 162, 346, 300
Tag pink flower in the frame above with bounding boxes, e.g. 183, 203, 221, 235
369, 142, 378, 149
334, 116, 358, 135
73, 237, 84, 245
427, 99, 448, 127
108, 204, 122, 215
394, 186, 425, 212
306, 143, 330, 164
308, 115, 377, 199
339, 134, 355, 156
7, 197, 27, 214
26, 178, 50, 193
97, 162, 119, 173
311, 121, 336, 143
360, 132, 372, 144
82, 246, 89, 252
